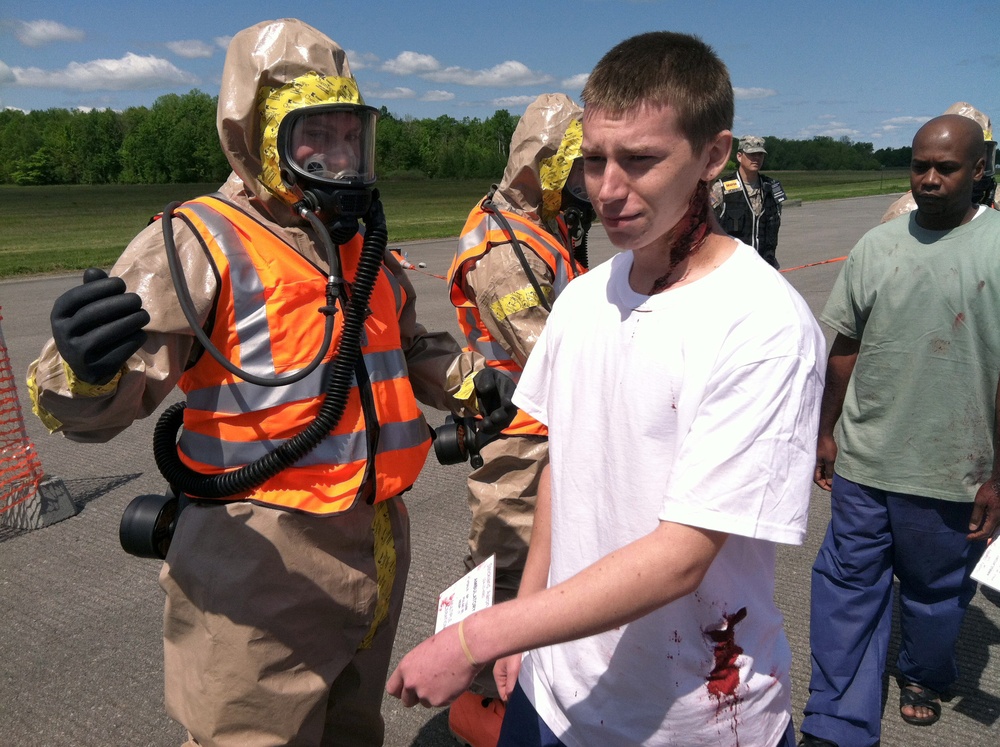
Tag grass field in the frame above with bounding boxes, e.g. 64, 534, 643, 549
0, 171, 914, 279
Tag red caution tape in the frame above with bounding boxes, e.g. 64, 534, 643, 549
779, 256, 847, 273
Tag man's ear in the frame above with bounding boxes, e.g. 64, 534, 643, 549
973, 156, 986, 182
702, 130, 733, 182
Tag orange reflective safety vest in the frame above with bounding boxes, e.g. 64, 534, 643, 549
173, 195, 430, 515
448, 204, 583, 437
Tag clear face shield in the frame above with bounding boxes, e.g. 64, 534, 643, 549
277, 104, 379, 226
561, 157, 595, 265
974, 138, 998, 207
564, 157, 590, 204
985, 139, 997, 180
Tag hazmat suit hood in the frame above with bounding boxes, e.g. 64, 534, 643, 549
944, 101, 991, 133
492, 93, 584, 226
217, 18, 365, 226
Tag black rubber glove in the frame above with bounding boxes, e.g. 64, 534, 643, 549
50, 267, 150, 386
473, 368, 518, 437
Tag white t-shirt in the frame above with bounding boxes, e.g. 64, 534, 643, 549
513, 242, 825, 747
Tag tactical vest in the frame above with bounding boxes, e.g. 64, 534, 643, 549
174, 195, 430, 515
719, 172, 782, 268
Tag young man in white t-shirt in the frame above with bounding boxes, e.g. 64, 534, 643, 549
388, 31, 825, 747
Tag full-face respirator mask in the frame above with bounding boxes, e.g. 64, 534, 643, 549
277, 103, 380, 241
561, 158, 595, 267
974, 136, 998, 207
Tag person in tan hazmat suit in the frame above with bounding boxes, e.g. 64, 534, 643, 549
443, 93, 592, 745
27, 18, 515, 747
881, 101, 997, 222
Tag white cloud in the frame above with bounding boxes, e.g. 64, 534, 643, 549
382, 51, 441, 75
0, 60, 15, 85
15, 20, 85, 47
214, 36, 232, 50
12, 53, 199, 91
374, 86, 416, 100
422, 90, 455, 102
820, 128, 862, 138
425, 60, 553, 87
734, 87, 777, 101
377, 50, 551, 87
882, 115, 930, 126
797, 122, 862, 139
345, 50, 380, 71
871, 116, 931, 142
562, 73, 589, 89
492, 95, 538, 109
166, 40, 215, 59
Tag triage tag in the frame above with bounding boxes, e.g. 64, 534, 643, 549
971, 529, 1000, 593
435, 554, 495, 633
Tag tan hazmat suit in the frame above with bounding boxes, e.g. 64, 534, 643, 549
446, 93, 587, 697
28, 18, 480, 747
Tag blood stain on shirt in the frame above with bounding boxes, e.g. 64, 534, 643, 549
705, 606, 748, 705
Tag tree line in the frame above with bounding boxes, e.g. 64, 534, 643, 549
0, 90, 912, 187
758, 135, 911, 171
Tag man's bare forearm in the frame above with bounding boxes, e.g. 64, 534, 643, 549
516, 463, 551, 598
461, 519, 727, 667
819, 333, 860, 437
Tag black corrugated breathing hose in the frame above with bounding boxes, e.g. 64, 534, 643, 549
152, 195, 388, 499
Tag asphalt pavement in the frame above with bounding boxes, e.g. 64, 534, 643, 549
1, 194, 998, 746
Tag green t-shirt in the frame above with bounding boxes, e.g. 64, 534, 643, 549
821, 208, 1000, 502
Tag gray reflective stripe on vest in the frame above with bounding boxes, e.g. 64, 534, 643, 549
178, 415, 427, 468
457, 214, 489, 255
183, 200, 277, 378
456, 210, 575, 377
474, 338, 515, 364
457, 285, 518, 372
383, 264, 403, 311
185, 349, 408, 414
458, 212, 572, 296
549, 247, 570, 295
472, 340, 521, 381
509, 214, 572, 296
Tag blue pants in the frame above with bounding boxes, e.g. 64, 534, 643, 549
801, 475, 985, 747
497, 683, 565, 747
499, 682, 797, 746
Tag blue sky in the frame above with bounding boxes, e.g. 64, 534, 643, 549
1, 0, 997, 149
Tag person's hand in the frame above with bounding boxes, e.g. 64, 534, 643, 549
50, 268, 150, 385
493, 653, 522, 702
968, 477, 1000, 541
386, 623, 483, 708
473, 369, 517, 436
814, 433, 838, 491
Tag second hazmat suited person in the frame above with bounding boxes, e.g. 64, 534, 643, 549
444, 92, 592, 745
28, 18, 515, 747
